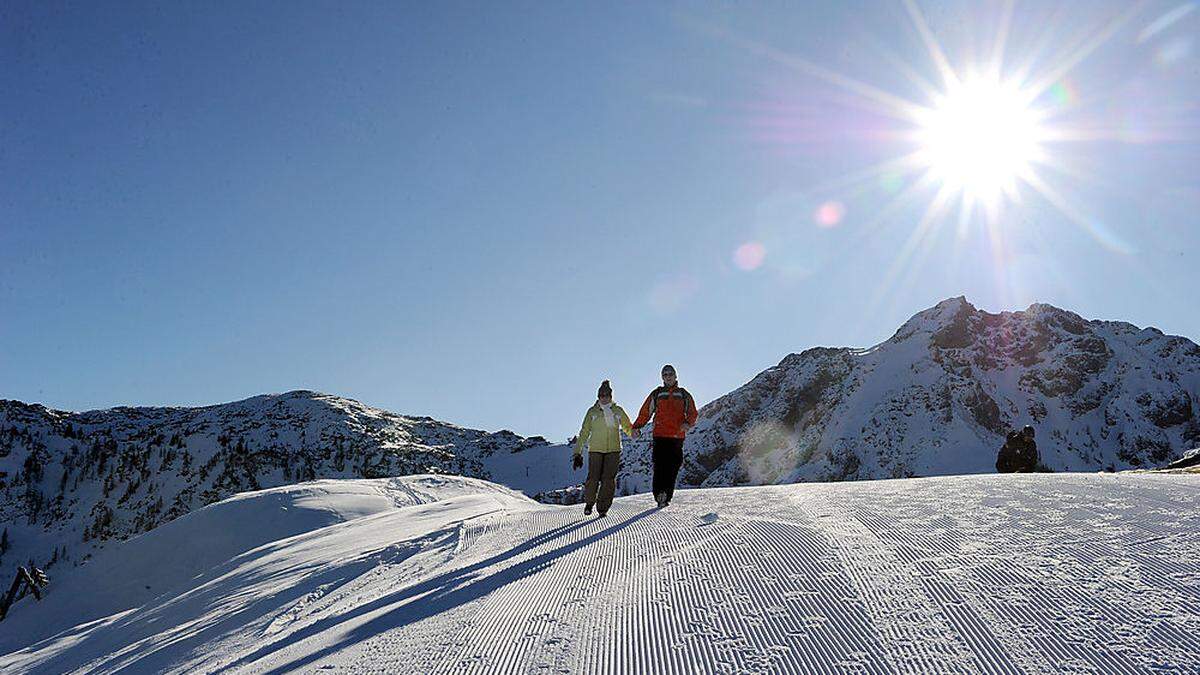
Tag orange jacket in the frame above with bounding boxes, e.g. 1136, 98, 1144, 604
633, 385, 697, 439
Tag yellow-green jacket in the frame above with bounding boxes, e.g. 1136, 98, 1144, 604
574, 402, 632, 456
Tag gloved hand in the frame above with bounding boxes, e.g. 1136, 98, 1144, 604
573, 454, 583, 470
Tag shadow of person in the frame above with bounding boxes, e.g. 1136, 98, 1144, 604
229, 507, 656, 674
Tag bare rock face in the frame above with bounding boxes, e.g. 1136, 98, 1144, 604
643, 298, 1200, 487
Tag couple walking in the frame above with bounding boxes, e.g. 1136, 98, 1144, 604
571, 364, 697, 517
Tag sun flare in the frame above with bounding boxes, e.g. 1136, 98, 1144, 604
915, 77, 1046, 209
717, 0, 1171, 320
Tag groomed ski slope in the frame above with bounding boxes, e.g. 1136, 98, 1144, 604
2, 473, 1199, 674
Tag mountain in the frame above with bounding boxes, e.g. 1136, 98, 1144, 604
664, 297, 1200, 486
3, 472, 1198, 673
5, 298, 1199, 572
0, 391, 572, 577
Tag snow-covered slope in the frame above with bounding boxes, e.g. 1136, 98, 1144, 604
2, 473, 1198, 673
0, 474, 528, 660
0, 391, 572, 580
646, 298, 1200, 488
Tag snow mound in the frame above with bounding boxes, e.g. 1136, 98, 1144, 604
0, 475, 530, 659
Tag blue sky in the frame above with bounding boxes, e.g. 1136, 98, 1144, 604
3, 1, 1198, 440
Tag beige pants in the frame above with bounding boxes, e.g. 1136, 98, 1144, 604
584, 451, 621, 513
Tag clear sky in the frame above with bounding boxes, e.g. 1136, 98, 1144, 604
3, 1, 1198, 440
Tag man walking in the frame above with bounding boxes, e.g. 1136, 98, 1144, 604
632, 364, 697, 507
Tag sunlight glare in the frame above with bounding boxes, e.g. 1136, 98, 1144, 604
915, 77, 1045, 208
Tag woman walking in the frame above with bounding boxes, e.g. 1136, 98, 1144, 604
573, 380, 632, 517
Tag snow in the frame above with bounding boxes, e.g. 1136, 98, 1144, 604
5, 299, 1197, 584
1, 296, 1197, 672
667, 298, 1200, 488
3, 472, 1199, 674
0, 391, 571, 582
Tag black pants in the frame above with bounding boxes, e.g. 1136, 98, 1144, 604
651, 437, 684, 503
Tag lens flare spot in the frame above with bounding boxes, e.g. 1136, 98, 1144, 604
1049, 80, 1078, 107
733, 241, 766, 270
1156, 38, 1192, 66
648, 275, 699, 313
738, 421, 796, 484
814, 201, 846, 228
1083, 220, 1137, 255
879, 172, 904, 194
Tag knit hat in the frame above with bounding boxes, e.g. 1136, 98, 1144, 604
598, 380, 612, 398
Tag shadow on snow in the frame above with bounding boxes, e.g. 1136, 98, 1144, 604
227, 507, 656, 673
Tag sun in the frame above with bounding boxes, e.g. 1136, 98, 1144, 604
914, 77, 1046, 210
718, 0, 1155, 244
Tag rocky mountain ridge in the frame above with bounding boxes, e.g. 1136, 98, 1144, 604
0, 390, 563, 575
668, 297, 1200, 487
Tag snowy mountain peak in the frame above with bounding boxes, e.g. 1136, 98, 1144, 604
887, 295, 976, 344
886, 297, 1133, 357
672, 298, 1200, 486
930, 294, 975, 316
887, 297, 1113, 349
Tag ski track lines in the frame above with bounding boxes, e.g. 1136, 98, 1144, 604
254, 476, 1188, 674
236, 475, 1199, 674
434, 503, 894, 675
829, 475, 1200, 675
798, 499, 984, 674
8, 474, 1200, 674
